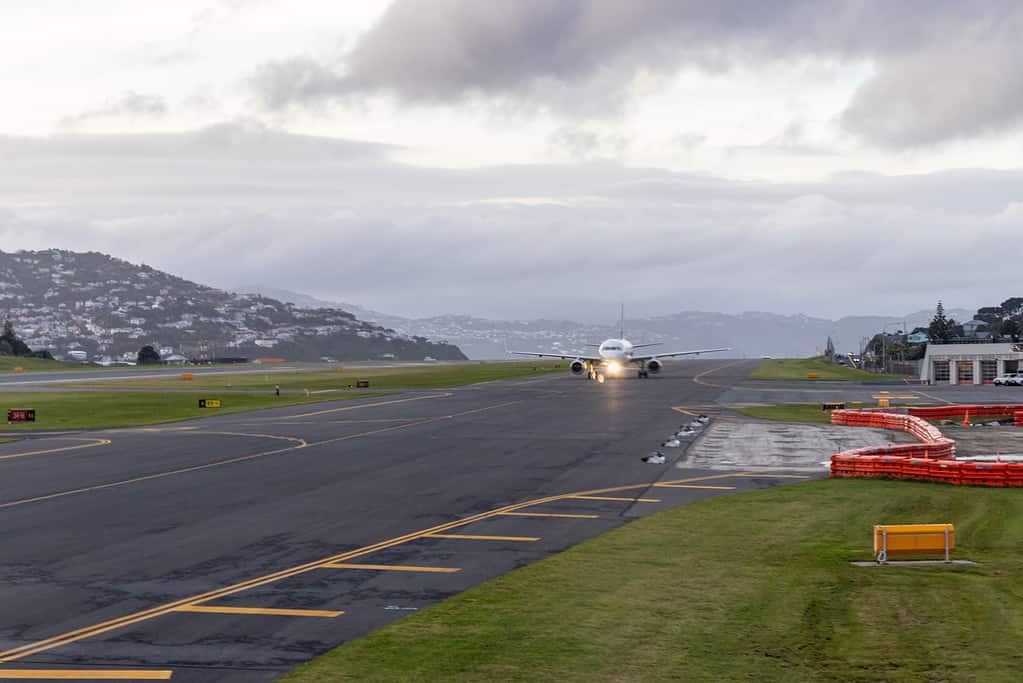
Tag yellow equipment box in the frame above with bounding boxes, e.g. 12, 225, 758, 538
873, 524, 954, 562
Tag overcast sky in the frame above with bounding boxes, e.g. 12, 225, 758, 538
2, 1, 1021, 322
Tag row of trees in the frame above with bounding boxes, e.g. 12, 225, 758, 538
0, 320, 53, 359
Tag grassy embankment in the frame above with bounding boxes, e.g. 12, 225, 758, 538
0, 356, 91, 372
0, 391, 387, 431
0, 362, 563, 431
735, 403, 838, 424
283, 479, 1023, 683
751, 357, 908, 382
59, 360, 563, 392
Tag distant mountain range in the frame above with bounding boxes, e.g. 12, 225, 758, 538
237, 286, 972, 360
0, 250, 466, 362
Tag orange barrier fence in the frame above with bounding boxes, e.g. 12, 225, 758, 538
907, 404, 1023, 421
829, 407, 1022, 487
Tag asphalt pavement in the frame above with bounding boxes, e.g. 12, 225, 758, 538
6, 358, 1010, 681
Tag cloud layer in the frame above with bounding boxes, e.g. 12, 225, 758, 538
249, 1, 1023, 147
1, 125, 1019, 321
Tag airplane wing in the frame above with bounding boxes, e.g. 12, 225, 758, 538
631, 347, 731, 362
511, 350, 602, 362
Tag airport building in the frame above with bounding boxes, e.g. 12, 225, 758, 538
921, 342, 1023, 384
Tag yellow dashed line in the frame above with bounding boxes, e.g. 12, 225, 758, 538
323, 564, 461, 573
175, 605, 342, 618
0, 438, 111, 462
0, 671, 172, 680
568, 495, 661, 503
498, 512, 600, 519
425, 533, 540, 542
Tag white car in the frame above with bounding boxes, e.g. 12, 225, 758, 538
993, 372, 1023, 386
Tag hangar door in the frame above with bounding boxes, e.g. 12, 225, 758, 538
956, 361, 974, 384
932, 360, 950, 383
981, 360, 998, 383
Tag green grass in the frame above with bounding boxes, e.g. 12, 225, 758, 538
282, 479, 1023, 683
750, 357, 908, 382
733, 403, 845, 424
59, 361, 564, 392
0, 356, 90, 372
0, 437, 19, 444
0, 391, 385, 431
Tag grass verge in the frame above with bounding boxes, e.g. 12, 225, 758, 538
750, 357, 908, 382
0, 391, 385, 431
282, 479, 1023, 683
55, 361, 564, 392
0, 356, 90, 373
733, 403, 841, 424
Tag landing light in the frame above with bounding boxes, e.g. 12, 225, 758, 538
608, 361, 622, 374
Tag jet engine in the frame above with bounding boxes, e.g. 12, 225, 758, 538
646, 359, 662, 374
570, 359, 586, 374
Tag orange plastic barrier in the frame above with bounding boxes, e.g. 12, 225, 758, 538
1015, 411, 1023, 427
828, 406, 1009, 487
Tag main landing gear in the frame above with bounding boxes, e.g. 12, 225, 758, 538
637, 362, 649, 379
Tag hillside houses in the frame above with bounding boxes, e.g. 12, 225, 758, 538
0, 249, 465, 362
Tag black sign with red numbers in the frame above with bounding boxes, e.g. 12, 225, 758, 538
7, 409, 35, 422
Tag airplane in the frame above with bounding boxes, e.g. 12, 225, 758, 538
510, 306, 730, 380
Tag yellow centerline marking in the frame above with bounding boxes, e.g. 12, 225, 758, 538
0, 472, 780, 664
692, 360, 749, 388
568, 495, 661, 503
497, 512, 600, 519
0, 438, 111, 462
425, 533, 540, 542
0, 671, 172, 680
654, 484, 736, 490
322, 563, 461, 573
175, 605, 342, 618
0, 401, 519, 511
283, 393, 450, 419
671, 406, 699, 416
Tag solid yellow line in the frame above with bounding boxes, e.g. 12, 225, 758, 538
692, 360, 748, 388
498, 512, 600, 519
0, 671, 172, 680
425, 534, 540, 542
0, 438, 111, 461
322, 563, 461, 573
654, 484, 736, 490
0, 401, 517, 511
283, 393, 450, 419
568, 495, 661, 503
671, 406, 698, 416
175, 605, 342, 618
0, 472, 764, 663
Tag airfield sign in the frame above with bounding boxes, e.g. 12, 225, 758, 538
7, 409, 35, 423
198, 399, 222, 409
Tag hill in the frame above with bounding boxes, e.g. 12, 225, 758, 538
0, 250, 465, 362
235, 285, 972, 360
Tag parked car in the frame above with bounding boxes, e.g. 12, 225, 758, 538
993, 372, 1023, 386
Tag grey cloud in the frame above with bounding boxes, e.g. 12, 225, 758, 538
841, 41, 1023, 146
2, 120, 391, 162
60, 91, 169, 129
249, 1, 1023, 146
546, 125, 627, 160
1, 125, 1022, 320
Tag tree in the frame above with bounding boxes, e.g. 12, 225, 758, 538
137, 345, 161, 365
928, 302, 953, 342
1002, 319, 1021, 342
824, 336, 835, 361
0, 319, 31, 356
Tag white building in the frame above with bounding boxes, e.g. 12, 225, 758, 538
921, 342, 1023, 384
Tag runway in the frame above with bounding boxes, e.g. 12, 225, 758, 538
0, 359, 823, 681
